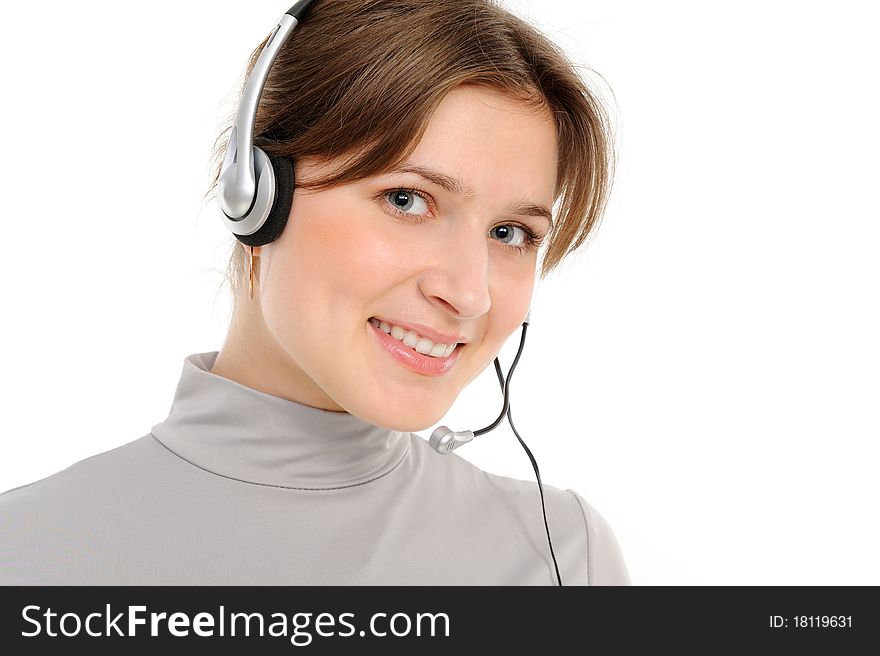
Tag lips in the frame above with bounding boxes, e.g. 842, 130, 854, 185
369, 316, 468, 345
368, 318, 463, 376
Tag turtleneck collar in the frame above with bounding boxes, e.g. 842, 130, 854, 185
150, 351, 411, 490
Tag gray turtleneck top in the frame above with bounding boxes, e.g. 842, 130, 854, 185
0, 351, 630, 585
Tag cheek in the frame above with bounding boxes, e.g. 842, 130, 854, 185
486, 256, 534, 321
296, 207, 403, 301
483, 282, 534, 355
263, 199, 405, 339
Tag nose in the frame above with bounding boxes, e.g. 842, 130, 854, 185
418, 221, 492, 320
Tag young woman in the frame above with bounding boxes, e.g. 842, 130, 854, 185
0, 0, 629, 585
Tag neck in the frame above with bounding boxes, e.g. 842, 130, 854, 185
212, 300, 346, 413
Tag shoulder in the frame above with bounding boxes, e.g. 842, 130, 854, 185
0, 434, 162, 507
409, 436, 630, 585
565, 489, 631, 585
0, 434, 170, 584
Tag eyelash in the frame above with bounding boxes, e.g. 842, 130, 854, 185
377, 187, 545, 254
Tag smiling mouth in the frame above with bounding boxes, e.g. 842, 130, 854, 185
368, 317, 463, 358
367, 317, 466, 376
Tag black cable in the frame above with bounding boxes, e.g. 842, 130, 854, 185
479, 322, 563, 586
504, 381, 564, 587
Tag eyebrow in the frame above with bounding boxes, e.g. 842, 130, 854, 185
388, 164, 554, 229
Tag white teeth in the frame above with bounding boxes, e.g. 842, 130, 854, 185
428, 342, 450, 357
369, 317, 457, 358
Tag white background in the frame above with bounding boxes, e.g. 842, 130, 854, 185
0, 0, 877, 585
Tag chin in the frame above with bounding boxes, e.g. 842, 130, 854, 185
357, 396, 450, 434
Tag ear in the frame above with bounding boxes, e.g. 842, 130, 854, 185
264, 154, 295, 242
229, 154, 295, 247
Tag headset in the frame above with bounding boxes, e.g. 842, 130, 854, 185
217, 0, 563, 586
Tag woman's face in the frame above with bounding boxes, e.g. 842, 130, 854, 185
250, 84, 558, 431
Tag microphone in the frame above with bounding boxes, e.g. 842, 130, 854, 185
429, 308, 531, 455
428, 426, 475, 454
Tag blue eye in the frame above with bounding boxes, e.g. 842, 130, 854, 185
491, 225, 528, 250
380, 187, 545, 254
386, 189, 429, 215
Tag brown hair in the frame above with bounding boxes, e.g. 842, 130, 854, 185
204, 0, 616, 309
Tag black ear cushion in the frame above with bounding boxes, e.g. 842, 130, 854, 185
235, 154, 296, 247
